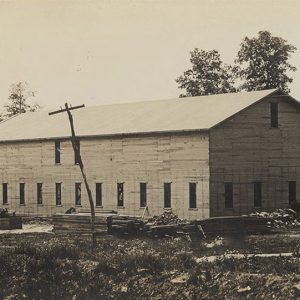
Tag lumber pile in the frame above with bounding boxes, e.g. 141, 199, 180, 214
0, 208, 22, 230
52, 213, 113, 234
52, 210, 273, 237
0, 217, 22, 230
195, 216, 272, 237
108, 215, 144, 235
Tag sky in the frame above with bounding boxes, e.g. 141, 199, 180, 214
0, 0, 300, 111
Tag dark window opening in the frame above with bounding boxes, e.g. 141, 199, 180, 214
37, 183, 43, 204
20, 183, 25, 205
254, 181, 262, 207
189, 183, 197, 208
224, 182, 233, 208
164, 183, 171, 208
140, 183, 147, 208
55, 141, 61, 164
96, 183, 102, 207
74, 140, 80, 164
56, 183, 62, 206
2, 183, 8, 205
117, 183, 124, 207
270, 102, 278, 128
289, 181, 296, 205
75, 182, 81, 206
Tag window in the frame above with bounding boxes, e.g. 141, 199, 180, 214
2, 183, 8, 205
75, 182, 81, 206
55, 141, 61, 164
74, 140, 80, 164
270, 102, 278, 128
117, 183, 124, 207
37, 183, 43, 204
289, 181, 296, 205
189, 183, 197, 209
56, 183, 62, 206
254, 182, 262, 207
20, 183, 25, 205
224, 182, 233, 208
164, 183, 171, 208
96, 183, 102, 207
140, 183, 147, 208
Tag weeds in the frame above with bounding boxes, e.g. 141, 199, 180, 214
0, 233, 300, 299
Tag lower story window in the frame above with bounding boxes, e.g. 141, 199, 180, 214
56, 183, 62, 206
253, 182, 262, 207
75, 183, 81, 206
289, 181, 296, 205
140, 183, 147, 208
164, 183, 171, 208
224, 182, 233, 208
117, 183, 124, 207
96, 183, 102, 207
2, 183, 8, 205
20, 183, 25, 205
37, 183, 43, 204
189, 183, 197, 208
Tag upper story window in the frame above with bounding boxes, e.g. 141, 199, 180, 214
55, 141, 61, 164
270, 102, 278, 128
74, 140, 80, 164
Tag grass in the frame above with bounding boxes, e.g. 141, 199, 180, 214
0, 232, 299, 299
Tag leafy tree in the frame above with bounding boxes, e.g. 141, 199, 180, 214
235, 31, 297, 93
175, 49, 236, 97
4, 81, 40, 118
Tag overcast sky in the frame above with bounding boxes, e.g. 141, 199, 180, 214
0, 0, 300, 111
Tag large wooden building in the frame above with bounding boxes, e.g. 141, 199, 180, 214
0, 89, 299, 219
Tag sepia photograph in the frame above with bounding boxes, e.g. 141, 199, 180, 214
0, 0, 300, 299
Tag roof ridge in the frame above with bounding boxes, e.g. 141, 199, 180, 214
48, 88, 278, 111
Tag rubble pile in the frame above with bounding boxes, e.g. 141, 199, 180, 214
249, 208, 300, 228
146, 211, 186, 226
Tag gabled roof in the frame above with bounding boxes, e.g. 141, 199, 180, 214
0, 89, 282, 142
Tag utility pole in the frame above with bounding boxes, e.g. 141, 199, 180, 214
49, 103, 96, 246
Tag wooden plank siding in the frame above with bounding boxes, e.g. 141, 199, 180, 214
209, 95, 300, 217
0, 133, 210, 219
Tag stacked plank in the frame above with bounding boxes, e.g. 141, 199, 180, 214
107, 215, 144, 235
0, 217, 22, 230
195, 216, 272, 237
52, 213, 114, 234
145, 216, 272, 238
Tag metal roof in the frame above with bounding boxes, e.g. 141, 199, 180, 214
0, 89, 278, 142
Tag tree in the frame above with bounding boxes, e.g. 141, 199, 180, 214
4, 81, 40, 118
175, 49, 236, 97
235, 31, 297, 93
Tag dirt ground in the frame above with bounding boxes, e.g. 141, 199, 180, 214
0, 222, 300, 299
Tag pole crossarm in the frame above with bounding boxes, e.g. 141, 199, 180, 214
48, 104, 85, 115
